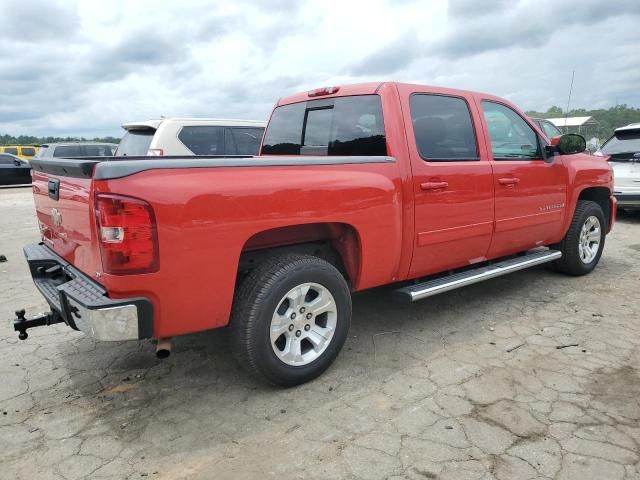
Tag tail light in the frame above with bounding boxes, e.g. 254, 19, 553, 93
308, 86, 340, 97
95, 194, 159, 274
147, 148, 164, 156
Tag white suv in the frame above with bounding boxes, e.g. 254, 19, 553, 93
116, 118, 266, 157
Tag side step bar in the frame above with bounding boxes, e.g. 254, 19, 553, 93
394, 249, 562, 303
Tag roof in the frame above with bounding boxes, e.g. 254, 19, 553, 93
546, 116, 597, 127
615, 122, 640, 133
122, 118, 266, 130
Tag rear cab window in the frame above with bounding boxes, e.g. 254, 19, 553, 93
409, 94, 479, 161
261, 95, 387, 156
118, 129, 155, 156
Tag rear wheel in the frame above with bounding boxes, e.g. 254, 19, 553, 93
230, 254, 351, 386
552, 200, 606, 276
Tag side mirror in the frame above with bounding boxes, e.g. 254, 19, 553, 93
550, 134, 586, 155
14, 159, 21, 166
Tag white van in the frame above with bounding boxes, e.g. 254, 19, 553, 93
116, 118, 266, 156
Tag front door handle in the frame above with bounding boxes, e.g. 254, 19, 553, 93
421, 181, 449, 191
498, 177, 520, 186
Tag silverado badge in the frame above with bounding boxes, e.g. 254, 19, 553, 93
51, 208, 62, 226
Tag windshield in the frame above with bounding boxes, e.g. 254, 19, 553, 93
117, 129, 155, 156
601, 131, 640, 155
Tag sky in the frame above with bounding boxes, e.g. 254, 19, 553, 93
1, 0, 639, 137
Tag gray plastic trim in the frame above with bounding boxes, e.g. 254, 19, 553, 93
94, 155, 395, 180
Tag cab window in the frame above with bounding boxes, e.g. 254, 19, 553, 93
482, 102, 541, 160
21, 147, 36, 157
410, 94, 478, 161
262, 95, 387, 156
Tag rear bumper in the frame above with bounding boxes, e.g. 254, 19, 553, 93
24, 243, 153, 341
614, 192, 640, 208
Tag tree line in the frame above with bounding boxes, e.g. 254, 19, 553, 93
525, 104, 640, 140
0, 134, 120, 145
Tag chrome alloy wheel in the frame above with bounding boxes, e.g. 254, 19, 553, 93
270, 282, 337, 366
578, 215, 601, 264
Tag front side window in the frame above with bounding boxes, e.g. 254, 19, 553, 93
178, 126, 224, 155
262, 95, 387, 156
21, 147, 36, 156
0, 154, 15, 165
482, 102, 540, 160
4, 147, 18, 155
410, 94, 478, 161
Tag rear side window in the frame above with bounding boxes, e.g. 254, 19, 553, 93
4, 147, 18, 155
21, 147, 36, 156
410, 94, 478, 161
53, 145, 114, 157
178, 126, 224, 155
262, 95, 387, 156
118, 129, 155, 156
482, 101, 541, 160
226, 127, 264, 155
53, 146, 83, 157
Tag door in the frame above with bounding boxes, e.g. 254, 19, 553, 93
479, 100, 567, 258
403, 92, 494, 279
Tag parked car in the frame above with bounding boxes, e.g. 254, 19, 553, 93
530, 117, 563, 139
0, 145, 40, 161
35, 143, 116, 159
595, 123, 640, 209
117, 118, 266, 156
0, 153, 31, 186
18, 82, 614, 387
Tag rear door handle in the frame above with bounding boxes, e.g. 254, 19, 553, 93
498, 177, 520, 186
421, 181, 449, 191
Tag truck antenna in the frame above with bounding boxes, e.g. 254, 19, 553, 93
564, 70, 575, 131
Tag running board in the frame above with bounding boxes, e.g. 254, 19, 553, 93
394, 249, 562, 303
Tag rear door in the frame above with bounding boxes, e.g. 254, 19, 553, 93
478, 99, 567, 258
401, 90, 494, 278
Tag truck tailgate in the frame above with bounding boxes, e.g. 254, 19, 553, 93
31, 159, 101, 277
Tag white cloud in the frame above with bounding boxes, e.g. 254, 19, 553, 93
0, 0, 638, 137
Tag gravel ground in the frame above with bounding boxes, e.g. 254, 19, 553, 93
1, 186, 639, 480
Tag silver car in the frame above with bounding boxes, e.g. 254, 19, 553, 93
596, 123, 640, 210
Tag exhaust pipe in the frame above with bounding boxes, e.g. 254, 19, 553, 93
156, 338, 172, 359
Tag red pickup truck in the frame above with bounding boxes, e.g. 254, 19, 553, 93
16, 82, 615, 386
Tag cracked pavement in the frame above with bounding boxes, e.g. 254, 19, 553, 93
1, 187, 639, 480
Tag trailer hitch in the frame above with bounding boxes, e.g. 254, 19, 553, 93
13, 309, 63, 340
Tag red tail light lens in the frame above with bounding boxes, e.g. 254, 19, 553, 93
147, 148, 164, 156
308, 86, 340, 97
95, 194, 159, 274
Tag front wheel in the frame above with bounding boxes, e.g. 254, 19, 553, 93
230, 254, 351, 386
551, 200, 606, 276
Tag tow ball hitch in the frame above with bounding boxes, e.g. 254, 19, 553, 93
13, 309, 63, 340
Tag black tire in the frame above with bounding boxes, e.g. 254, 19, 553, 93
230, 254, 351, 387
551, 200, 606, 276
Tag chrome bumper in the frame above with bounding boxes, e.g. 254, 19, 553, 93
23, 243, 153, 341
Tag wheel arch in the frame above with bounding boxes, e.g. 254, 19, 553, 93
577, 186, 611, 230
238, 222, 362, 288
